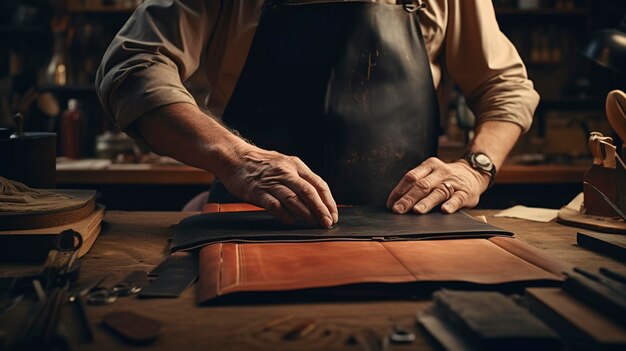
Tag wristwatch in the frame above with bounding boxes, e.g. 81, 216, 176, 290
462, 152, 496, 188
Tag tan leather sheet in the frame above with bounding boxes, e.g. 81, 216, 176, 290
198, 237, 570, 304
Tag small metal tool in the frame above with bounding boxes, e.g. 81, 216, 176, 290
389, 325, 416, 344
67, 275, 110, 343
85, 271, 147, 305
86, 287, 118, 306
70, 295, 94, 343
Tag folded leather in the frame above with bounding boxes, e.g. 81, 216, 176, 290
197, 237, 570, 304
172, 206, 512, 251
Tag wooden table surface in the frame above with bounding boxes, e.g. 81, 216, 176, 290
2, 210, 623, 350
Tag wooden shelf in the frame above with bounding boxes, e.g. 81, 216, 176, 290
56, 159, 586, 186
497, 164, 587, 184
57, 162, 214, 185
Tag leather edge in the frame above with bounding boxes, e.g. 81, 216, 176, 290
197, 243, 224, 303
489, 236, 573, 278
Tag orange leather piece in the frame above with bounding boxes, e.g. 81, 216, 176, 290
202, 203, 350, 214
202, 203, 264, 214
197, 237, 568, 303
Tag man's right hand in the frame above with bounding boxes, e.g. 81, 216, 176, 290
220, 144, 338, 228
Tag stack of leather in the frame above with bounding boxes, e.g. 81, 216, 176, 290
0, 177, 103, 262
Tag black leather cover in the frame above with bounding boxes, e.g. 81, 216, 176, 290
171, 207, 512, 252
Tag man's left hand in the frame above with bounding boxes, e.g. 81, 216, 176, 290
386, 157, 490, 214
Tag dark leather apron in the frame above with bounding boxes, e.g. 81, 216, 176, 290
210, 0, 440, 206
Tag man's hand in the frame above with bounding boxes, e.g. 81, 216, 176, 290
221, 144, 338, 228
386, 157, 489, 214
135, 103, 338, 227
386, 121, 524, 214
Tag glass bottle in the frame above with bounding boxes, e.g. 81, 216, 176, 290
45, 31, 71, 86
60, 99, 84, 159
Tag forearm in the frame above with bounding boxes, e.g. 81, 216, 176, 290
466, 120, 522, 171
135, 102, 247, 178
135, 102, 338, 227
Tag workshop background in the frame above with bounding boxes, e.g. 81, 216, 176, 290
0, 0, 625, 210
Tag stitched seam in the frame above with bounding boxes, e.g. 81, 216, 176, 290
236, 244, 243, 285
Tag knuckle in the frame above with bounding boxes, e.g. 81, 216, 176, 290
426, 157, 441, 166
317, 178, 330, 190
404, 170, 420, 183
416, 179, 431, 191
299, 185, 314, 198
264, 198, 281, 212
452, 197, 464, 207
399, 194, 416, 206
457, 191, 468, 202
432, 187, 447, 198
288, 156, 301, 164
284, 192, 300, 204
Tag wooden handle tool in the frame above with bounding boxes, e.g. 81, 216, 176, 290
606, 90, 626, 143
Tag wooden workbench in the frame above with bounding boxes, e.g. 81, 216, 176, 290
2, 210, 623, 350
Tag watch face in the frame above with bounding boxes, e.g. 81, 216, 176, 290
474, 153, 493, 169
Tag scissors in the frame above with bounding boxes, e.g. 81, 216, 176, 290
85, 271, 146, 305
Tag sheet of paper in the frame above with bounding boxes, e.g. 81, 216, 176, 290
56, 158, 111, 170
494, 205, 558, 223
563, 192, 584, 212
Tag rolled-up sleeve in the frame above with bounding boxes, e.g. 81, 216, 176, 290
96, 0, 216, 133
445, 0, 540, 133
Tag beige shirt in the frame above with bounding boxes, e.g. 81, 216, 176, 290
96, 0, 540, 135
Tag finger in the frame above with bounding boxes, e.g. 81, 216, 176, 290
391, 172, 443, 214
293, 158, 338, 224
413, 184, 452, 214
281, 174, 334, 228
256, 193, 296, 224
441, 190, 469, 214
386, 161, 435, 209
268, 185, 318, 226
